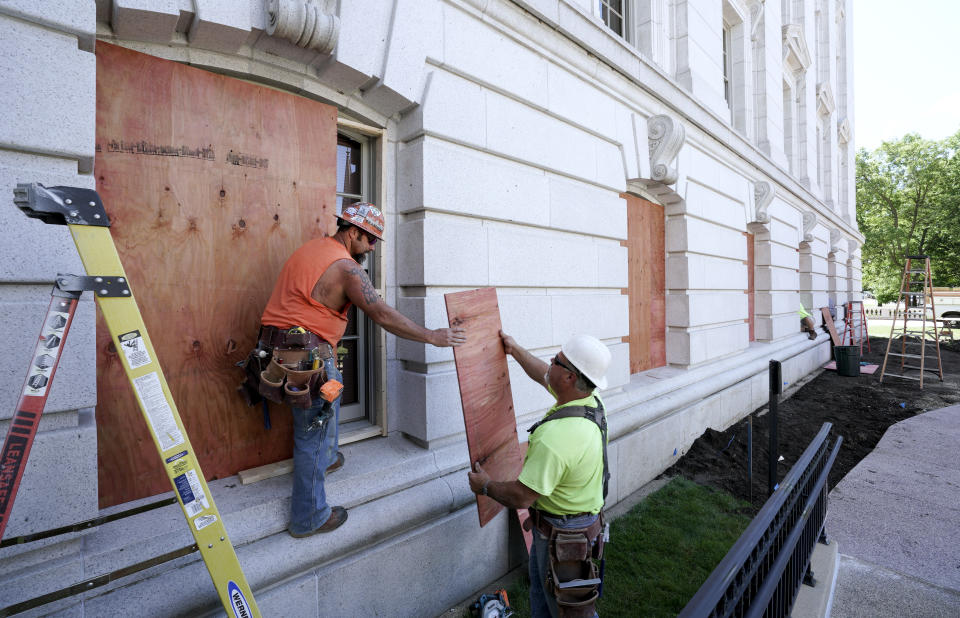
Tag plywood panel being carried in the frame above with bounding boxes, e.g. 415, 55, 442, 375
623, 195, 666, 373
445, 288, 522, 527
94, 42, 337, 507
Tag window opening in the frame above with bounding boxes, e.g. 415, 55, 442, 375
598, 0, 626, 37
335, 132, 375, 426
723, 21, 733, 115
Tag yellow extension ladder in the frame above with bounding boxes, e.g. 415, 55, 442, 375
879, 255, 944, 388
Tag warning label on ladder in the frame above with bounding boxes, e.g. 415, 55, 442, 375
132, 371, 185, 451
118, 329, 152, 369
22, 310, 70, 397
173, 467, 210, 517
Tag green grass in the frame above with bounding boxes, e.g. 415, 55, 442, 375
867, 318, 955, 339
504, 478, 752, 617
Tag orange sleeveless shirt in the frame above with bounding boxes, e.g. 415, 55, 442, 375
261, 237, 354, 346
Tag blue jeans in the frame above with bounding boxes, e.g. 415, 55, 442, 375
529, 512, 601, 618
288, 356, 342, 535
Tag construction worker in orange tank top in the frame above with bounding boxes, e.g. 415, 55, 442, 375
258, 203, 466, 537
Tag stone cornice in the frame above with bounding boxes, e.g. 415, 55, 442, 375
802, 211, 817, 243
265, 0, 340, 55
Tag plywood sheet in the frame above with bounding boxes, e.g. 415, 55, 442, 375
95, 42, 337, 506
445, 288, 522, 527
821, 307, 841, 346
623, 195, 666, 373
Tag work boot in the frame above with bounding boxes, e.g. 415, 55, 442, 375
288, 506, 348, 538
326, 451, 345, 474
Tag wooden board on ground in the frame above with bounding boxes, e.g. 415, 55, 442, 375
238, 458, 294, 485
821, 307, 841, 346
445, 288, 522, 527
823, 361, 879, 375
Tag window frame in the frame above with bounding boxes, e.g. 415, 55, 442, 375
597, 0, 628, 40
335, 116, 388, 444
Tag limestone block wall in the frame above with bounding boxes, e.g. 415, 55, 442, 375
753, 198, 803, 342
674, 0, 728, 118
753, 0, 788, 168
800, 224, 831, 313
665, 143, 751, 367
0, 3, 99, 542
391, 1, 635, 445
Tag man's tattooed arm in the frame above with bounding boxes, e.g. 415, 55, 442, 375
341, 260, 465, 347
346, 264, 380, 306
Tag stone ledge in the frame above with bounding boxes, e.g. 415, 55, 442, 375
792, 539, 839, 618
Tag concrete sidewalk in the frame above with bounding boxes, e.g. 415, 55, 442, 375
827, 403, 960, 617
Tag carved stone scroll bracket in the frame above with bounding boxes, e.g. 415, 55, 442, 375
753, 180, 774, 225
265, 0, 340, 55
829, 228, 842, 254
648, 114, 685, 185
802, 211, 817, 243
837, 117, 850, 144
846, 238, 860, 257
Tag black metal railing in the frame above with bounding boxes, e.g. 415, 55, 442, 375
678, 422, 843, 618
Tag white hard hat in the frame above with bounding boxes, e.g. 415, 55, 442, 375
561, 334, 611, 390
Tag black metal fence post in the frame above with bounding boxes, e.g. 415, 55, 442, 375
768, 360, 782, 496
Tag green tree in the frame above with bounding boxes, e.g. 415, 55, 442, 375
856, 131, 960, 304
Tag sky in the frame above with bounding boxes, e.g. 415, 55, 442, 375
853, 0, 960, 150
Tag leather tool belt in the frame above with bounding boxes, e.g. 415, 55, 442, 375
528, 508, 606, 618
236, 325, 334, 409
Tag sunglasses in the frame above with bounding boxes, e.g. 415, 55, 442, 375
551, 354, 578, 374
357, 229, 378, 245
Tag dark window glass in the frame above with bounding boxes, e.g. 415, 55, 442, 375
339, 338, 359, 405
336, 135, 362, 196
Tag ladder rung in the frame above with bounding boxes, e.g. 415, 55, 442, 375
908, 269, 928, 273
902, 365, 942, 374
882, 373, 922, 381
887, 352, 922, 358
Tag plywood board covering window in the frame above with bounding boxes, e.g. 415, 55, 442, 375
623, 195, 666, 373
94, 43, 337, 507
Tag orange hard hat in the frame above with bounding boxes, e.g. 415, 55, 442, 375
337, 202, 385, 241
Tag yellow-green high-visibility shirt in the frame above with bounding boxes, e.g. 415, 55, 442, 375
517, 390, 605, 515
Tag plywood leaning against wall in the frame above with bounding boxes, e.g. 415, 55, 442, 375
445, 288, 523, 527
95, 43, 337, 507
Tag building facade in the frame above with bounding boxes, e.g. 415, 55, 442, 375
0, 0, 859, 615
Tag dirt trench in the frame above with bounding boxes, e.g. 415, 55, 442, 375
663, 336, 960, 509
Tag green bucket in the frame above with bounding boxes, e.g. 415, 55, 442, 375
834, 345, 860, 377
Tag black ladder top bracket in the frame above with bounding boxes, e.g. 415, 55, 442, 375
13, 183, 110, 227
906, 255, 929, 259
55, 274, 130, 298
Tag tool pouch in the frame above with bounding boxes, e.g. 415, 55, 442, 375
547, 515, 605, 618
258, 357, 286, 404
283, 366, 322, 408
237, 347, 271, 406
